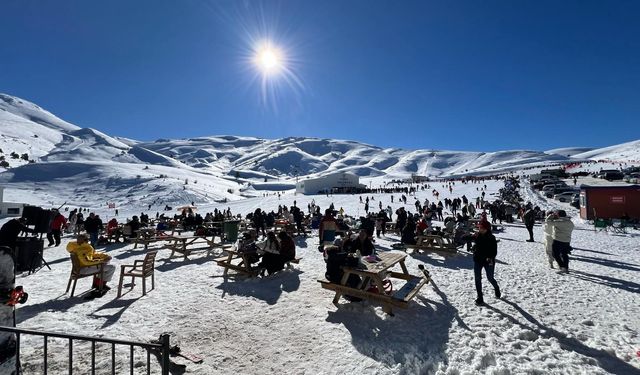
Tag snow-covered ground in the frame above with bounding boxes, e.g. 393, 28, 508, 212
10, 179, 640, 374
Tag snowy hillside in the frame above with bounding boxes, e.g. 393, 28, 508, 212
571, 139, 640, 162
1, 92, 640, 209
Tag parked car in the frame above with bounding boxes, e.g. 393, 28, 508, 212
546, 187, 575, 198
623, 172, 640, 183
604, 171, 624, 181
553, 191, 576, 202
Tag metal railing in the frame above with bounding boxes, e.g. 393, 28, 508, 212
0, 326, 170, 375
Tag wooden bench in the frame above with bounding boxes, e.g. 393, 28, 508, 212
215, 249, 260, 277
317, 252, 430, 315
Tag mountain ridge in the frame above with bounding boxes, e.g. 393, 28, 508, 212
1, 92, 639, 208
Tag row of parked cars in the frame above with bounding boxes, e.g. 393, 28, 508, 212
593, 167, 640, 182
530, 175, 580, 208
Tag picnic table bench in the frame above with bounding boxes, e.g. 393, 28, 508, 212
215, 248, 261, 277
318, 252, 430, 315
404, 234, 459, 256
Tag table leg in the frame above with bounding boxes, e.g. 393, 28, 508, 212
222, 253, 233, 276
333, 271, 351, 305
399, 260, 409, 275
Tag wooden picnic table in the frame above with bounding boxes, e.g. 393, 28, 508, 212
215, 248, 260, 277
166, 234, 224, 260
133, 229, 175, 250
318, 252, 430, 315
405, 234, 458, 255
170, 226, 186, 236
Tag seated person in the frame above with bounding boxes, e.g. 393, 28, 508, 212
416, 219, 429, 236
66, 234, 115, 295
278, 231, 296, 263
324, 245, 362, 301
156, 220, 169, 232
341, 231, 357, 254
236, 230, 260, 264
257, 231, 284, 275
128, 216, 141, 238
352, 229, 375, 256
106, 218, 122, 242
401, 218, 417, 245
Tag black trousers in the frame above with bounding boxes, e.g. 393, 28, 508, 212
526, 224, 534, 240
47, 229, 61, 246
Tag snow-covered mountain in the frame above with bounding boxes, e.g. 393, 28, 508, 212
1, 93, 639, 208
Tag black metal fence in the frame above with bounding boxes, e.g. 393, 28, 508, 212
0, 326, 170, 375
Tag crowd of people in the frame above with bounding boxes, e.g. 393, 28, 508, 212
0, 171, 584, 304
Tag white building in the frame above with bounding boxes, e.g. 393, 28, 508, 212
0, 186, 26, 217
295, 172, 364, 195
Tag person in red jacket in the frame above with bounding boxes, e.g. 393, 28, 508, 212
47, 210, 67, 247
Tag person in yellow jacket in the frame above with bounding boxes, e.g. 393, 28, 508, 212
67, 234, 115, 292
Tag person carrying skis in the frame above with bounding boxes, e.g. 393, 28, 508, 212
473, 221, 501, 305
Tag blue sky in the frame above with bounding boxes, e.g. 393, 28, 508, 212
1, 1, 639, 151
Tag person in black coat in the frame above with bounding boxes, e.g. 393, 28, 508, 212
473, 221, 501, 305
352, 229, 375, 256
0, 218, 36, 250
523, 208, 536, 242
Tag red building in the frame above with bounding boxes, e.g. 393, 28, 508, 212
579, 184, 640, 220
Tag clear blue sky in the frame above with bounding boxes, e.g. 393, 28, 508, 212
1, 1, 639, 151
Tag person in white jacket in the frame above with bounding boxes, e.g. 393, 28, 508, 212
545, 210, 575, 274
542, 217, 555, 268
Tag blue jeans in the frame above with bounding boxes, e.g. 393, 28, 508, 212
89, 232, 99, 248
474, 261, 499, 298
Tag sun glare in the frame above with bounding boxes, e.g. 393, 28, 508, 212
254, 43, 283, 75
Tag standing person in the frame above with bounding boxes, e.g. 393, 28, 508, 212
542, 215, 556, 268
83, 213, 102, 248
47, 210, 67, 247
473, 221, 501, 306
0, 218, 36, 250
523, 207, 536, 242
546, 210, 574, 274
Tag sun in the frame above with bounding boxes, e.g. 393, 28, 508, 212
254, 42, 283, 75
